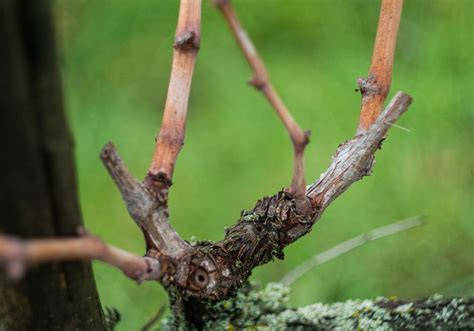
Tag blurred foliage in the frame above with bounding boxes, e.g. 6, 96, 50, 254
53, 0, 473, 329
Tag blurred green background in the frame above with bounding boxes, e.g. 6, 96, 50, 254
53, 0, 473, 329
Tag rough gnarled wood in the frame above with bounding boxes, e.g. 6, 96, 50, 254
160, 92, 412, 303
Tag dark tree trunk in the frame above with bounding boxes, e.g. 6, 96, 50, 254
0, 0, 107, 330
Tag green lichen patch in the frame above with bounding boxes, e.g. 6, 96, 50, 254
163, 283, 474, 330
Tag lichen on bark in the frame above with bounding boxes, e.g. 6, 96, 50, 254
162, 282, 474, 330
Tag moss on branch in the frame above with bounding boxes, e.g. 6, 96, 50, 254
163, 283, 474, 330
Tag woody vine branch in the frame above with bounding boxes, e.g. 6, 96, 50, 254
0, 0, 411, 303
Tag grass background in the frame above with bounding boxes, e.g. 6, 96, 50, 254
54, 1, 473, 329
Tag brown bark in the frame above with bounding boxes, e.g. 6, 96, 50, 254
357, 0, 404, 132
147, 0, 201, 184
0, 0, 106, 329
0, 235, 161, 283
216, 0, 309, 197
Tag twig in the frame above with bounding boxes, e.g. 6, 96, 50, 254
147, 0, 201, 186
384, 120, 411, 132
0, 234, 161, 283
357, 0, 404, 133
141, 305, 167, 331
215, 0, 309, 198
100, 0, 200, 257
280, 216, 423, 286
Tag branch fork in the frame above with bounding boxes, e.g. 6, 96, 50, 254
0, 0, 412, 308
